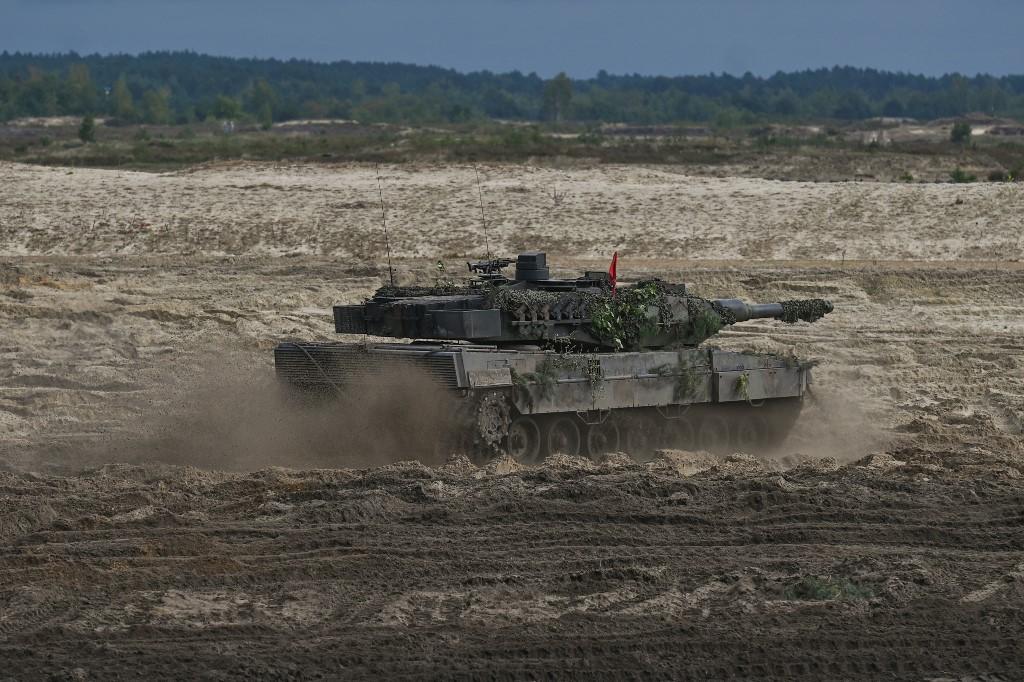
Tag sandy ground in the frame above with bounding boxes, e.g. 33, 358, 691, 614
1, 161, 1024, 679
2, 161, 1022, 261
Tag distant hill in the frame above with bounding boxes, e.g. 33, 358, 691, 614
1, 51, 1022, 125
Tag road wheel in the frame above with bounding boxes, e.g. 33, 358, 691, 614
761, 398, 804, 448
696, 412, 730, 453
543, 415, 582, 457
667, 416, 698, 451
506, 415, 542, 463
732, 411, 768, 453
624, 415, 658, 459
585, 419, 621, 459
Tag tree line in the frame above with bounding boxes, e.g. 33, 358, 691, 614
2, 51, 1023, 126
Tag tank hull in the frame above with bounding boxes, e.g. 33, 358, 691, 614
275, 341, 810, 462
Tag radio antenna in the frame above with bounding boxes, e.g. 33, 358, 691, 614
375, 164, 395, 286
474, 167, 492, 259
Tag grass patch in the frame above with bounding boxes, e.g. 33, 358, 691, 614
949, 167, 977, 183
784, 576, 875, 601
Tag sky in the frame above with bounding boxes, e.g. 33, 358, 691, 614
3, 0, 1023, 78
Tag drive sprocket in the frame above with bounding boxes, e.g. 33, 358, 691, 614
474, 390, 512, 461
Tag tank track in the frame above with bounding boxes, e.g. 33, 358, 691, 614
465, 390, 803, 463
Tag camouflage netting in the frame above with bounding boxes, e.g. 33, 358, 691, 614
375, 284, 480, 298
488, 287, 601, 321
779, 299, 834, 324
682, 296, 733, 346
687, 297, 738, 325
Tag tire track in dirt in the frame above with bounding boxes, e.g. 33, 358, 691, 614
1, 454, 1022, 678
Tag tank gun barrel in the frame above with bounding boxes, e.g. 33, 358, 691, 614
712, 298, 834, 324
713, 299, 782, 322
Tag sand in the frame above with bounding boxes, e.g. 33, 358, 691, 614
1, 160, 1023, 679
1, 161, 1021, 261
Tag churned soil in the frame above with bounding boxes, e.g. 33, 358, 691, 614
1, 451, 1023, 679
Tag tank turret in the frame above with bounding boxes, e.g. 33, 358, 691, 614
334, 251, 832, 351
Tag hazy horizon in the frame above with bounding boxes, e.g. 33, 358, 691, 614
4, 0, 1023, 79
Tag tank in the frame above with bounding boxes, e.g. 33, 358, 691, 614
275, 252, 834, 462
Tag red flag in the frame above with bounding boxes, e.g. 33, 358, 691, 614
608, 251, 618, 296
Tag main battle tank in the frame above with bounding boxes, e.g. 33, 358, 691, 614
275, 252, 833, 462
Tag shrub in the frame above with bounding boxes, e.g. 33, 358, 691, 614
950, 167, 976, 183
950, 121, 972, 143
78, 115, 96, 143
258, 103, 273, 131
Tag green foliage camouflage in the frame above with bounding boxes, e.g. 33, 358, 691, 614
652, 353, 703, 402
513, 352, 605, 407
509, 368, 536, 409
588, 283, 663, 350
735, 373, 751, 402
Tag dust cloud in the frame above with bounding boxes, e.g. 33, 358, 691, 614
783, 383, 890, 463
111, 345, 462, 471
90, 347, 889, 472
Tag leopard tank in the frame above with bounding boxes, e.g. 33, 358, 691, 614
275, 252, 833, 462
